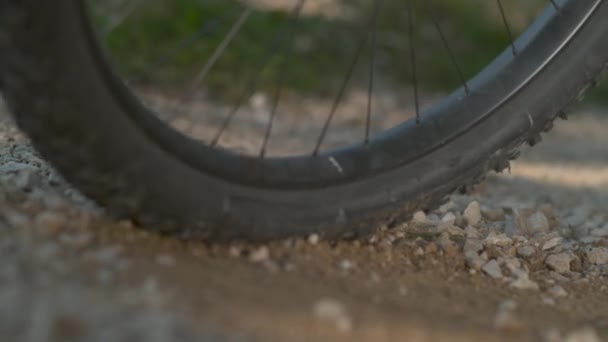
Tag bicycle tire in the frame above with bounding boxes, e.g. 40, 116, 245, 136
0, 0, 606, 241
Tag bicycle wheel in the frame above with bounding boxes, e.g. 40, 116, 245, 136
0, 0, 606, 241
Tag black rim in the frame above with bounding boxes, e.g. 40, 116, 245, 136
83, 0, 600, 189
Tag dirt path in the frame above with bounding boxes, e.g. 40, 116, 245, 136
0, 96, 607, 341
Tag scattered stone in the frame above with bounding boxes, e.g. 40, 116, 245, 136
482, 260, 503, 279
526, 211, 551, 235
464, 239, 484, 255
308, 234, 320, 245
565, 214, 586, 228
545, 253, 573, 274
438, 201, 454, 214
483, 232, 513, 248
249, 246, 270, 263
412, 211, 427, 224
517, 246, 536, 258
437, 224, 465, 237
585, 247, 608, 265
441, 212, 456, 224
543, 237, 563, 251
547, 285, 568, 298
313, 298, 353, 334
228, 245, 242, 258
510, 275, 539, 291
466, 255, 486, 271
563, 327, 601, 342
464, 226, 480, 238
484, 208, 505, 222
438, 233, 459, 257
463, 201, 481, 226
340, 259, 355, 271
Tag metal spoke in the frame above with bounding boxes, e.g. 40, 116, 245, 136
313, 35, 367, 155
187, 7, 253, 97
406, 0, 421, 124
260, 0, 307, 158
366, 0, 383, 143
211, 1, 307, 147
497, 0, 517, 56
426, 1, 470, 94
101, 0, 143, 38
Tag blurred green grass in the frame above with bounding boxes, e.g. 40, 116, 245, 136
96, 0, 607, 103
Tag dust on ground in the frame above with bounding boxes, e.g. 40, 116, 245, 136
0, 93, 607, 341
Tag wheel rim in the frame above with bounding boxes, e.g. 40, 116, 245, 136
83, 0, 601, 188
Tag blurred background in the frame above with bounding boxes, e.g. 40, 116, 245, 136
92, 0, 607, 105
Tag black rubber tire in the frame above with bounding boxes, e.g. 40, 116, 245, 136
0, 0, 607, 241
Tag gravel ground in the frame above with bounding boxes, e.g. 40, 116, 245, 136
1, 93, 607, 341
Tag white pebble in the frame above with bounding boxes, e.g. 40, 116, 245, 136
249, 246, 270, 263
313, 298, 353, 334
585, 247, 608, 265
412, 211, 427, 224
463, 201, 482, 226
482, 260, 503, 279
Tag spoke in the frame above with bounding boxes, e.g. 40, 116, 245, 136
313, 34, 367, 155
496, 0, 517, 56
211, 2, 307, 147
366, 0, 383, 144
147, 8, 240, 74
101, 0, 143, 38
259, 0, 307, 158
406, 0, 421, 124
426, 1, 470, 94
187, 7, 253, 97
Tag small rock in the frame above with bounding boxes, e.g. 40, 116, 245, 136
340, 259, 355, 271
547, 285, 568, 297
412, 211, 427, 224
229, 245, 242, 258
565, 214, 586, 228
438, 233, 459, 257
466, 255, 485, 271
510, 275, 539, 291
249, 246, 270, 263
563, 327, 600, 342
542, 237, 563, 251
517, 246, 536, 258
313, 298, 353, 334
526, 211, 551, 235
438, 224, 465, 237
438, 201, 454, 214
482, 260, 503, 279
463, 226, 479, 239
545, 253, 572, 274
484, 232, 513, 248
441, 212, 456, 224
308, 234, 320, 245
585, 247, 608, 265
464, 239, 484, 255
463, 201, 482, 226
484, 208, 505, 222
